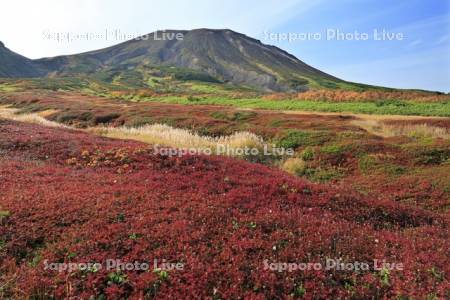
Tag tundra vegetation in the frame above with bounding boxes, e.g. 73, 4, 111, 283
0, 77, 449, 299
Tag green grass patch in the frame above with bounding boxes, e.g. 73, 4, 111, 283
56, 111, 93, 124
140, 96, 450, 117
0, 211, 10, 217
300, 167, 343, 183
188, 82, 226, 93
320, 144, 346, 155
383, 164, 406, 176
126, 116, 154, 127
276, 131, 312, 149
375, 99, 408, 107
210, 111, 257, 122
358, 155, 378, 175
269, 119, 286, 128
276, 130, 330, 149
301, 147, 315, 161
147, 76, 162, 88
358, 155, 406, 176
415, 148, 450, 165
0, 84, 19, 92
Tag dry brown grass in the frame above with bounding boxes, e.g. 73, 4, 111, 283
353, 119, 450, 139
263, 90, 450, 103
0, 106, 66, 128
0, 106, 266, 156
296, 90, 449, 103
89, 124, 265, 156
281, 158, 307, 175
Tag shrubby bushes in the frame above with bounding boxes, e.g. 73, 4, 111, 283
0, 120, 448, 299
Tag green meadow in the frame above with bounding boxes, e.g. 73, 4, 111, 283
138, 96, 450, 117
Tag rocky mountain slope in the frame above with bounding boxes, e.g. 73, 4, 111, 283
1, 29, 346, 91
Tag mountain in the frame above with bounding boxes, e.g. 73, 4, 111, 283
1, 29, 349, 91
0, 41, 46, 77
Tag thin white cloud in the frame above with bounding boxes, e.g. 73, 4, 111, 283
389, 14, 450, 34
435, 34, 449, 45
0, 0, 314, 58
407, 39, 422, 48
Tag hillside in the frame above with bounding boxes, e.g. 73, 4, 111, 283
0, 118, 448, 299
35, 29, 346, 91
0, 29, 356, 91
0, 41, 46, 77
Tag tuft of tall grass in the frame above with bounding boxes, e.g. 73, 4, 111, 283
281, 157, 307, 175
352, 119, 450, 139
0, 106, 66, 128
89, 124, 265, 156
0, 106, 265, 157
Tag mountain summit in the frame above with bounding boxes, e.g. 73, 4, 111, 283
0, 42, 46, 77
1, 29, 345, 91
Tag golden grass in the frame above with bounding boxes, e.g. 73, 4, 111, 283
0, 106, 265, 157
352, 119, 450, 139
0, 106, 66, 128
89, 124, 265, 156
281, 109, 449, 121
383, 123, 450, 139
263, 90, 450, 103
281, 158, 307, 175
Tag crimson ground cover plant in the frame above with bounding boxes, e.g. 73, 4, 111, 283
3, 89, 450, 210
0, 119, 448, 299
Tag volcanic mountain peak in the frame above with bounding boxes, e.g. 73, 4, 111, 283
0, 42, 47, 77
1, 29, 347, 91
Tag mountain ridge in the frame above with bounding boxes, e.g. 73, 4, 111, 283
0, 41, 47, 77
1, 29, 364, 91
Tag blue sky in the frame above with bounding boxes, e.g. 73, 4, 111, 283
1, 0, 449, 91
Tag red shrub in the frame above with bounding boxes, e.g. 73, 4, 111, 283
0, 119, 448, 299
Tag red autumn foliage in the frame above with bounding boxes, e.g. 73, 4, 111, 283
0, 119, 448, 299
263, 90, 450, 103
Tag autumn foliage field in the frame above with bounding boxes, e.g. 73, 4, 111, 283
0, 80, 449, 299
263, 90, 450, 103
0, 119, 449, 299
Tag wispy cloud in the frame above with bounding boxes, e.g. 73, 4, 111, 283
0, 0, 320, 58
389, 14, 450, 33
435, 34, 449, 45
407, 39, 422, 48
